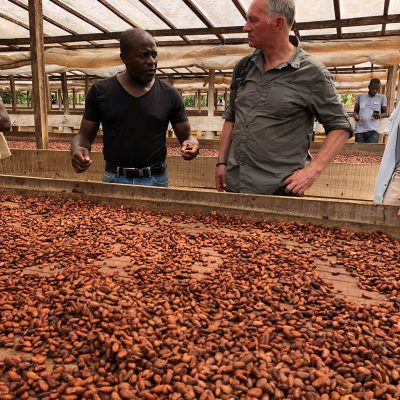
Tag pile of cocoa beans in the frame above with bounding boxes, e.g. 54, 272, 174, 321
0, 195, 399, 399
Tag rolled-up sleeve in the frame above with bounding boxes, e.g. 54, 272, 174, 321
309, 69, 353, 137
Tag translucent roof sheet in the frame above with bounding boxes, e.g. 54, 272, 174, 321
1, 0, 398, 43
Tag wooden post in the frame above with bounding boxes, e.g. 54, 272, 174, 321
72, 88, 76, 109
85, 76, 89, 96
197, 89, 202, 113
28, 0, 48, 149
27, 90, 31, 108
9, 75, 17, 114
206, 69, 216, 139
386, 65, 398, 114
46, 75, 51, 111
61, 72, 69, 114
207, 69, 215, 117
168, 75, 174, 86
57, 88, 62, 109
224, 88, 228, 109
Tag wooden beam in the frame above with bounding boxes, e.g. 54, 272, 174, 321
28, 0, 48, 149
61, 72, 70, 114
2, 17, 400, 46
97, 0, 138, 28
9, 0, 76, 34
197, 89, 202, 112
333, 0, 342, 38
382, 0, 391, 34
182, 0, 225, 42
137, 0, 190, 43
386, 65, 398, 114
72, 88, 76, 109
208, 69, 215, 117
9, 75, 17, 113
231, 0, 247, 20
49, 0, 109, 33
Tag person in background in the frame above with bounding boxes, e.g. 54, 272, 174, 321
353, 78, 387, 143
71, 28, 199, 187
374, 103, 400, 207
215, 0, 352, 196
0, 95, 11, 132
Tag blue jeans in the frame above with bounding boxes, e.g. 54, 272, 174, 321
355, 130, 379, 143
102, 169, 169, 188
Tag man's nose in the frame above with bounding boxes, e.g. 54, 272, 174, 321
243, 21, 250, 32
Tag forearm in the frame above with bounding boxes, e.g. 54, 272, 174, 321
217, 120, 234, 163
71, 134, 93, 152
310, 130, 350, 174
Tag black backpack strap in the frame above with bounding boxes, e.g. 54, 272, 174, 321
229, 54, 255, 113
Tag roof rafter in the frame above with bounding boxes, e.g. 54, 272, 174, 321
137, 0, 190, 43
182, 0, 225, 42
49, 0, 109, 33
96, 0, 138, 28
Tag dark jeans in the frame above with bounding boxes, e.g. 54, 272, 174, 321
355, 130, 379, 143
102, 169, 169, 187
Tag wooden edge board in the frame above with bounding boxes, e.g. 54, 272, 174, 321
0, 174, 398, 238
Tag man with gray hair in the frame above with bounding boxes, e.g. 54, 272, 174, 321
216, 0, 352, 196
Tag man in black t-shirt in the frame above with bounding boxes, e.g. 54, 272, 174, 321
71, 28, 199, 187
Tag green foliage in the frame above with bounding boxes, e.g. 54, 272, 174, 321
0, 90, 28, 105
339, 93, 356, 110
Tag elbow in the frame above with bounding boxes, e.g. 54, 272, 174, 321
0, 119, 11, 132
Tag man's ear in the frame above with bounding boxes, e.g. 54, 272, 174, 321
120, 52, 126, 64
275, 16, 286, 31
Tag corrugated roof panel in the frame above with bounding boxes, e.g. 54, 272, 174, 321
386, 23, 400, 30
341, 0, 385, 18
107, 0, 170, 29
40, 0, 103, 34
0, 17, 29, 39
147, 0, 207, 28
342, 24, 382, 34
300, 28, 337, 37
294, 0, 335, 22
388, 2, 400, 13
60, 0, 133, 31
191, 0, 245, 26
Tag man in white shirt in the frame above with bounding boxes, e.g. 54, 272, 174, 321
353, 79, 387, 143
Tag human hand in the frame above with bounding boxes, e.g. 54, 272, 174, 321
71, 146, 92, 173
180, 140, 199, 160
282, 164, 321, 196
215, 164, 228, 192
372, 111, 381, 119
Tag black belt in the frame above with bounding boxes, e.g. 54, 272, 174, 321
105, 162, 165, 178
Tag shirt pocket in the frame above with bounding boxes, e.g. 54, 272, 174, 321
255, 82, 304, 118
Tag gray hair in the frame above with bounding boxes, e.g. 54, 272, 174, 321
120, 28, 155, 54
265, 0, 295, 30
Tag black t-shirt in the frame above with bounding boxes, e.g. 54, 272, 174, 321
84, 77, 188, 167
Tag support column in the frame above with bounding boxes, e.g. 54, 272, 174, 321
28, 0, 48, 149
61, 72, 72, 133
386, 65, 398, 114
197, 89, 202, 113
85, 76, 89, 96
9, 75, 17, 114
205, 69, 216, 139
72, 88, 76, 109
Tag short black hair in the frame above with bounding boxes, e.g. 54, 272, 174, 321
120, 28, 155, 54
369, 78, 381, 86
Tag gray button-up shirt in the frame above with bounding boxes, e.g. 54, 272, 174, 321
223, 37, 352, 194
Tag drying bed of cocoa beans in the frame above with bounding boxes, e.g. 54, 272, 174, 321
6, 141, 383, 164
0, 194, 399, 400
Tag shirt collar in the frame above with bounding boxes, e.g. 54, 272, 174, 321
252, 35, 302, 70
